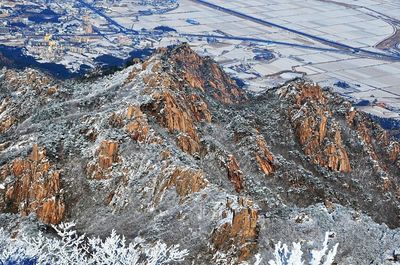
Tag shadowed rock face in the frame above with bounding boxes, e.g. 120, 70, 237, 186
1, 44, 400, 264
0, 53, 13, 67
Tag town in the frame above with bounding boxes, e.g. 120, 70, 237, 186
0, 0, 178, 72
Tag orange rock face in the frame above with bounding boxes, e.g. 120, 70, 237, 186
152, 167, 208, 204
0, 116, 17, 133
87, 140, 119, 180
225, 155, 244, 192
98, 141, 119, 169
323, 141, 351, 173
162, 92, 200, 140
346, 109, 357, 126
142, 91, 203, 155
177, 134, 201, 155
187, 93, 212, 123
46, 86, 58, 96
390, 142, 400, 162
127, 105, 143, 120
212, 198, 258, 262
167, 44, 246, 104
255, 136, 275, 176
0, 144, 65, 224
138, 44, 248, 158
126, 120, 150, 142
125, 105, 150, 143
169, 168, 208, 198
283, 83, 351, 173
295, 83, 327, 105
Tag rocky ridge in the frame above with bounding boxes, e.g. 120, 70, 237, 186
1, 43, 400, 264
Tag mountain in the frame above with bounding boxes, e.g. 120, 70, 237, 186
1, 44, 400, 264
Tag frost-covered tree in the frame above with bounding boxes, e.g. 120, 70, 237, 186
0, 222, 188, 265
268, 232, 339, 265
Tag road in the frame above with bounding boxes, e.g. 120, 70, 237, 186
316, 0, 400, 53
182, 33, 344, 52
376, 26, 400, 52
182, 33, 400, 61
188, 0, 400, 61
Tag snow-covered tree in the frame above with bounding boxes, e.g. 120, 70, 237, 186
0, 222, 188, 265
268, 232, 339, 265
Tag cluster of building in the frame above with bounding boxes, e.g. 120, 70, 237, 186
0, 0, 168, 72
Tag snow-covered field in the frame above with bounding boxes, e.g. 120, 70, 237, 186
131, 0, 400, 120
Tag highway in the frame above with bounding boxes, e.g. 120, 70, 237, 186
182, 33, 344, 53
188, 0, 400, 61
182, 33, 400, 62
